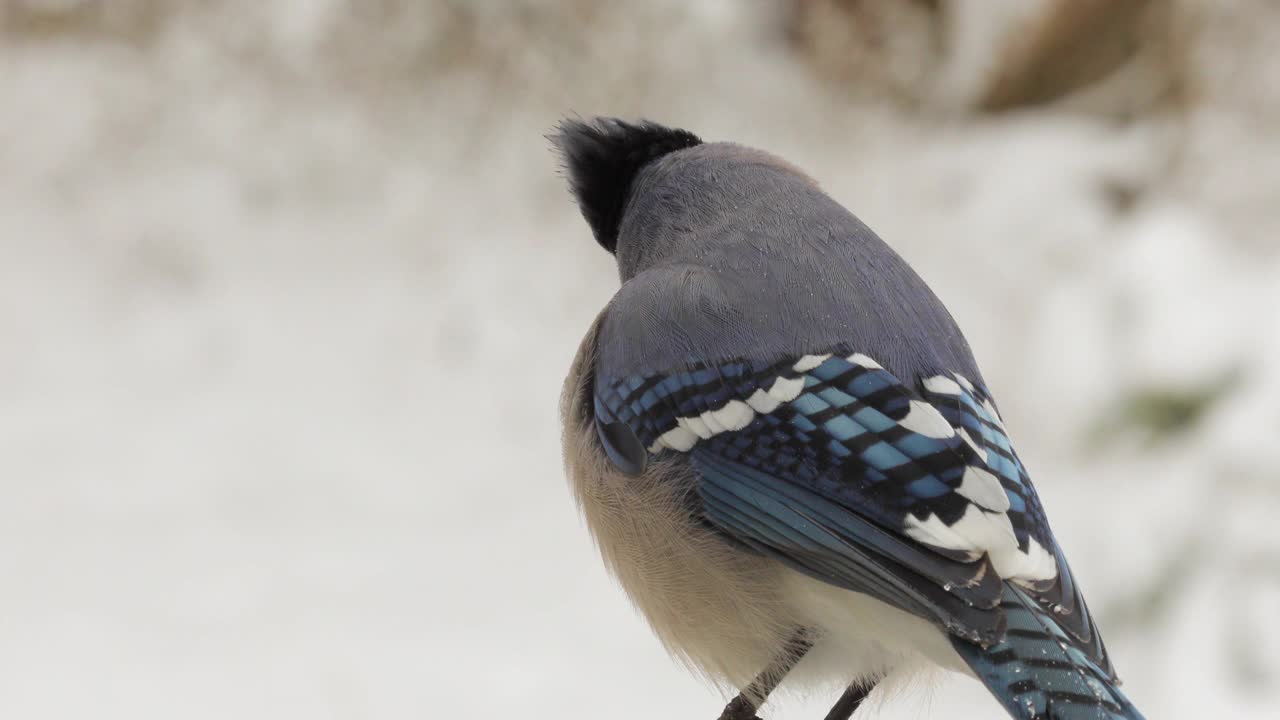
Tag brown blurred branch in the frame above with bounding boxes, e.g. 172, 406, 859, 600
981, 0, 1166, 111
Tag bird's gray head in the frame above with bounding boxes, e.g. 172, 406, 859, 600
551, 117, 819, 282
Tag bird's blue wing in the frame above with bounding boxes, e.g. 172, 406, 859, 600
594, 350, 1141, 719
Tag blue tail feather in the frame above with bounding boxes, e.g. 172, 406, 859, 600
952, 584, 1144, 720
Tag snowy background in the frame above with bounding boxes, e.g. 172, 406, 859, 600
1, 1, 1277, 718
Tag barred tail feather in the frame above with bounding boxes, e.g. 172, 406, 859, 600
951, 584, 1144, 720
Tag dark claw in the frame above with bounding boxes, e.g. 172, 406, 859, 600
716, 695, 763, 720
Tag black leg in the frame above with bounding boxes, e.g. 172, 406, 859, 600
822, 683, 873, 720
717, 694, 761, 720
717, 630, 815, 720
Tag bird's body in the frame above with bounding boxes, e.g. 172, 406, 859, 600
555, 118, 1143, 720
565, 331, 964, 695
565, 318, 959, 691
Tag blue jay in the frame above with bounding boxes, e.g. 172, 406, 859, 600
554, 117, 1143, 720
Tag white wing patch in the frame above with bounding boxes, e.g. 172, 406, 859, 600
767, 375, 804, 403
904, 513, 982, 560
710, 399, 753, 432
648, 372, 803, 452
745, 388, 780, 414
907, 503, 1057, 585
793, 354, 831, 372
653, 425, 697, 452
956, 503, 1017, 546
904, 504, 1020, 564
900, 400, 956, 439
681, 414, 712, 440
958, 427, 988, 462
846, 353, 883, 369
923, 375, 962, 396
956, 465, 1010, 512
991, 536, 1058, 584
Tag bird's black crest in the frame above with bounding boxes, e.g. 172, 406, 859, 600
551, 117, 702, 254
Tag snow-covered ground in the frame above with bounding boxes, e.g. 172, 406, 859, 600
0, 2, 1276, 718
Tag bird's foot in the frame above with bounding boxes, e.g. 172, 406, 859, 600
716, 694, 764, 720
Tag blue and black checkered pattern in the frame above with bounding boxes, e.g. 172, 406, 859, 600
595, 353, 1052, 558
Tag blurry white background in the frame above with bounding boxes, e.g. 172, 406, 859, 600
1, 1, 1277, 718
